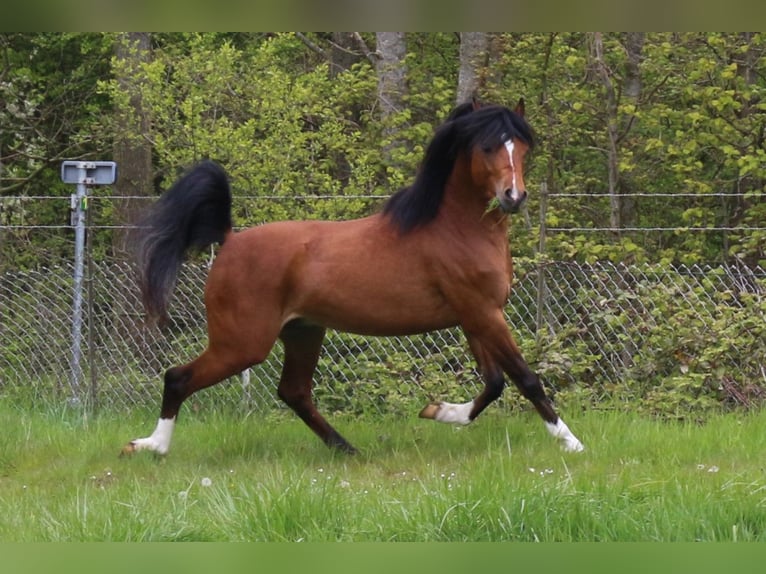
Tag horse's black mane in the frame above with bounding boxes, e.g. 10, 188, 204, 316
382, 102, 535, 234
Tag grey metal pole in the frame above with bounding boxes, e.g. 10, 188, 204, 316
536, 182, 549, 349
69, 169, 87, 405
61, 160, 117, 408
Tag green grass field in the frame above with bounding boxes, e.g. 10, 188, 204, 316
1, 401, 765, 541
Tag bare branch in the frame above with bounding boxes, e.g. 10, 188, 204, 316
294, 32, 325, 57
352, 32, 378, 65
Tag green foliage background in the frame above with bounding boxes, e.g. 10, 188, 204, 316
2, 32, 764, 265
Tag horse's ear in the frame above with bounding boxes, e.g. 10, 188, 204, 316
471, 96, 482, 111
514, 98, 525, 117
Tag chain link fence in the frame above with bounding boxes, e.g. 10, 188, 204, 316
2, 256, 764, 415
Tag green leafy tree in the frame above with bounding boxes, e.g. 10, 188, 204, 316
0, 33, 112, 269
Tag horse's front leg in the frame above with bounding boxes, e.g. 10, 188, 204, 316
419, 313, 584, 453
419, 335, 504, 425
497, 341, 584, 452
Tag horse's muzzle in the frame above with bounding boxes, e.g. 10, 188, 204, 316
499, 188, 528, 213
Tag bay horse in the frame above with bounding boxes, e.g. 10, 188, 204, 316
122, 99, 584, 457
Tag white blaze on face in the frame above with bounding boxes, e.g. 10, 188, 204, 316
504, 139, 523, 203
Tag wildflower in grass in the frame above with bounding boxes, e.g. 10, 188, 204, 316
201, 477, 212, 487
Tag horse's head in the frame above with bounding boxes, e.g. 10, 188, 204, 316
467, 99, 532, 215
383, 98, 535, 233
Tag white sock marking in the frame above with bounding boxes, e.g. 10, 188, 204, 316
434, 401, 474, 425
545, 419, 584, 453
130, 417, 176, 455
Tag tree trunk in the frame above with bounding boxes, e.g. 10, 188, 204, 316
375, 32, 407, 166
726, 32, 761, 263
375, 32, 407, 120
590, 32, 621, 235
619, 32, 645, 229
456, 32, 489, 104
112, 32, 153, 259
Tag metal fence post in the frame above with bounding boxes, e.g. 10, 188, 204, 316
61, 161, 117, 407
536, 182, 549, 349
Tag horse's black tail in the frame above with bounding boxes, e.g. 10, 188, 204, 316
134, 160, 232, 322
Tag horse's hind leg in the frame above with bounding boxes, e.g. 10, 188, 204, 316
277, 320, 357, 454
122, 344, 266, 456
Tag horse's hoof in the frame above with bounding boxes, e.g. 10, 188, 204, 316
119, 442, 137, 457
419, 403, 441, 419
563, 439, 585, 453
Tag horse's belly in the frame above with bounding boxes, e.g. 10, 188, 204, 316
298, 281, 459, 337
